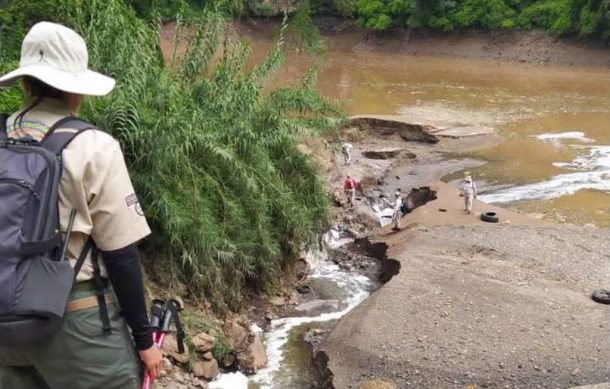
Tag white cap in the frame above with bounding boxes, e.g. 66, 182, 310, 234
0, 22, 115, 96
464, 175, 472, 182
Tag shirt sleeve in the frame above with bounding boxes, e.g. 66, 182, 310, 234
85, 137, 151, 251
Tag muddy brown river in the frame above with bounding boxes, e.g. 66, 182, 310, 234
243, 27, 610, 227
157, 24, 610, 389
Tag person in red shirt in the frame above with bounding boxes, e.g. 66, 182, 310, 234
343, 175, 358, 206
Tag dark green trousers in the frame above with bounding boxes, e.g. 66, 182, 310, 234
0, 282, 142, 389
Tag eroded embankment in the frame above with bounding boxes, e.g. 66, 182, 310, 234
320, 186, 610, 389
311, 235, 399, 389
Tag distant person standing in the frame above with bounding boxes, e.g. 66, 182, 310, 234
383, 190, 403, 231
341, 142, 353, 166
461, 174, 477, 214
343, 175, 358, 206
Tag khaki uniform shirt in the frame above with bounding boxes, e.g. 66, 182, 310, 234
6, 98, 151, 281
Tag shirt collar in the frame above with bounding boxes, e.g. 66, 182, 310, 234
17, 97, 74, 127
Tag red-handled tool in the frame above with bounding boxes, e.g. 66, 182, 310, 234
141, 298, 185, 389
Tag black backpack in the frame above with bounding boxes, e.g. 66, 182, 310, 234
400, 196, 410, 215
0, 115, 98, 345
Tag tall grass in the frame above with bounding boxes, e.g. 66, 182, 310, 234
0, 0, 342, 311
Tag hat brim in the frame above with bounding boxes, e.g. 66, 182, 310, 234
0, 64, 115, 96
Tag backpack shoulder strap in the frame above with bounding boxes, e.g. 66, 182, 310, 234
41, 116, 97, 156
0, 114, 8, 141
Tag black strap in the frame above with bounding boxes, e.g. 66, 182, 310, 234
91, 247, 112, 334
41, 116, 96, 156
0, 114, 7, 140
73, 238, 93, 280
167, 302, 185, 354
19, 235, 61, 256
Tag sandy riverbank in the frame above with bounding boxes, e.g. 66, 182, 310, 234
318, 118, 610, 389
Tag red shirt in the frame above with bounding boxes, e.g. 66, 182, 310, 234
343, 178, 357, 190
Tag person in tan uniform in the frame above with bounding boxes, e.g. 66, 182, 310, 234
0, 22, 162, 388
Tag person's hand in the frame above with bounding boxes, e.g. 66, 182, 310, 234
139, 345, 163, 381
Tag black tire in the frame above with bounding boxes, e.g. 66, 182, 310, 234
481, 211, 499, 223
591, 289, 610, 305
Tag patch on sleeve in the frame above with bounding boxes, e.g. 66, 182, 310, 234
125, 193, 138, 207
135, 203, 144, 216
126, 193, 145, 216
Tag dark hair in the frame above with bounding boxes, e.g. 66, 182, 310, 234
11, 77, 66, 131
22, 76, 64, 99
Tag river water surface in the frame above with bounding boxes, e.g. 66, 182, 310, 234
245, 27, 610, 227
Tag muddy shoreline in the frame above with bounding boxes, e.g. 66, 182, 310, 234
237, 17, 610, 68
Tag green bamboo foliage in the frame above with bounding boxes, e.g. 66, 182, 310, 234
0, 0, 342, 311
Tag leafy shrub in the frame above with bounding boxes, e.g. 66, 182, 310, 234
0, 61, 22, 113
454, 0, 517, 29
0, 0, 341, 311
518, 0, 579, 34
357, 0, 392, 29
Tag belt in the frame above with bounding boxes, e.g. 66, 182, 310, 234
72, 279, 109, 293
66, 293, 114, 313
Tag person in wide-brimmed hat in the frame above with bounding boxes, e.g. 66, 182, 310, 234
461, 172, 478, 214
0, 22, 162, 388
382, 189, 404, 231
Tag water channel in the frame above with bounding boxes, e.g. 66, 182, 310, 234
207, 25, 610, 388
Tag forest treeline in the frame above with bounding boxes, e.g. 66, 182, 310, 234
132, 0, 610, 43
0, 0, 342, 311
349, 0, 610, 41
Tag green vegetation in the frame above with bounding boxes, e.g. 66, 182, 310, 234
181, 310, 231, 363
151, 0, 610, 43
125, 0, 610, 44
351, 0, 610, 42
0, 0, 342, 311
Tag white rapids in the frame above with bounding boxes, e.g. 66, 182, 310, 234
479, 132, 610, 204
209, 232, 375, 389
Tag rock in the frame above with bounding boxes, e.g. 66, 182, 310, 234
349, 117, 439, 144
202, 351, 214, 361
192, 378, 208, 389
162, 333, 189, 364
264, 310, 277, 321
191, 355, 219, 380
224, 320, 250, 351
192, 332, 216, 353
237, 331, 268, 374
269, 296, 286, 306
294, 299, 340, 315
304, 328, 327, 354
362, 148, 405, 159
405, 186, 437, 210
163, 383, 188, 389
359, 379, 397, 389
171, 296, 185, 310
221, 352, 236, 368
176, 282, 188, 296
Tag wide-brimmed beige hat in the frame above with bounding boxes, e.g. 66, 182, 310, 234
0, 22, 115, 96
